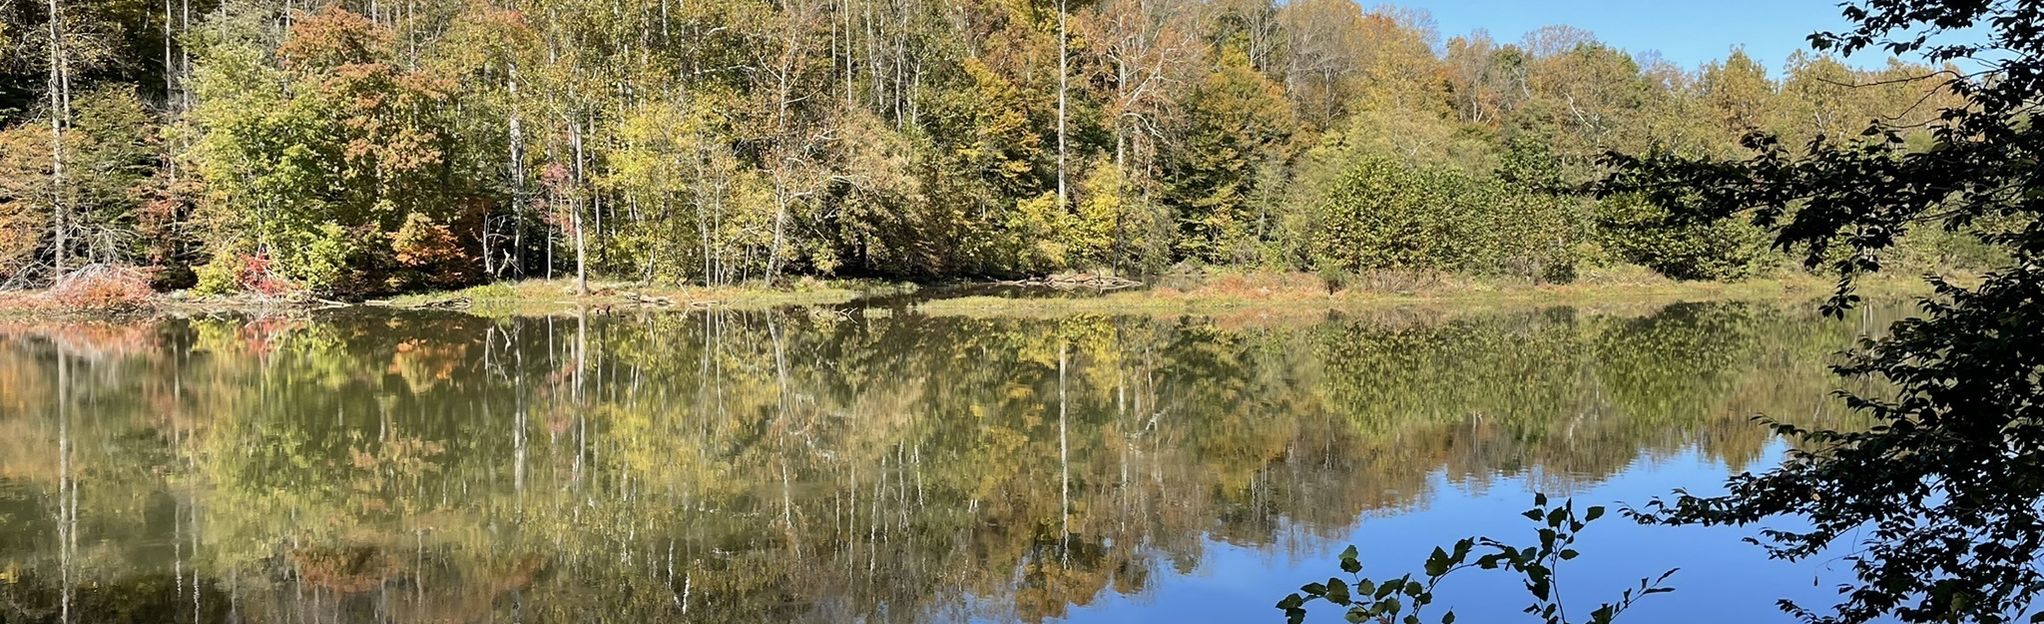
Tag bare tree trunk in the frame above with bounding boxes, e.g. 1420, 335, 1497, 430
693, 127, 715, 287
163, 0, 173, 110
574, 210, 588, 294
162, 0, 186, 206
763, 21, 803, 286
405, 0, 418, 66
711, 164, 725, 285
572, 117, 589, 296
509, 62, 527, 278
181, 0, 191, 111
1056, 0, 1069, 218
767, 170, 789, 285
47, 0, 69, 279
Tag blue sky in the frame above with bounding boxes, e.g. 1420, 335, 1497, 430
1396, 1, 1878, 72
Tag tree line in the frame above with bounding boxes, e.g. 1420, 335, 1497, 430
0, 0, 1969, 297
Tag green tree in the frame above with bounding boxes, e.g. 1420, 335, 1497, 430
1595, 194, 1768, 281
1606, 1, 2044, 622
1309, 156, 1576, 280
1163, 45, 1293, 264
1698, 48, 1774, 138
188, 5, 465, 296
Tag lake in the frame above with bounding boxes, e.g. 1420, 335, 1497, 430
0, 299, 1899, 623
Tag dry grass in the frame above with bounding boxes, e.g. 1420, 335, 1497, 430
0, 265, 1951, 322
0, 265, 159, 315
379, 277, 919, 314
913, 267, 1946, 320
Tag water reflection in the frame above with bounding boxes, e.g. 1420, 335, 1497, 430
0, 301, 1891, 623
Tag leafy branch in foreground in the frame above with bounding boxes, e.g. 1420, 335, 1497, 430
1598, 1, 2044, 622
1278, 494, 1675, 624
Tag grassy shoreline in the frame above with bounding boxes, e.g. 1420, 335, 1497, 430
0, 276, 919, 318
373, 277, 920, 313
1, 268, 1949, 320
910, 268, 1943, 319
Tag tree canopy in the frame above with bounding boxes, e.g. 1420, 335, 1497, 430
1604, 1, 2044, 621
0, 0, 1975, 296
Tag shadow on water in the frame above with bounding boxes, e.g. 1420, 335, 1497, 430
0, 299, 1905, 623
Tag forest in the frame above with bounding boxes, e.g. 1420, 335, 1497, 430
0, 0, 1976, 298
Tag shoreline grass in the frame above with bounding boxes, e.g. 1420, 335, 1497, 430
910, 268, 1946, 319
373, 277, 919, 314
2, 267, 1953, 320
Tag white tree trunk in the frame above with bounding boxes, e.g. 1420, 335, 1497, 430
572, 117, 589, 295
46, 0, 69, 279
1057, 0, 1069, 217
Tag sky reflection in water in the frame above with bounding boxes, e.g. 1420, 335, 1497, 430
0, 300, 1897, 623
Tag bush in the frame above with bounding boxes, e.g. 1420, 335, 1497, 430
199, 222, 374, 297
43, 265, 157, 312
457, 282, 517, 301
193, 252, 297, 296
1309, 157, 1581, 281
1595, 194, 1770, 281
192, 253, 242, 295
1314, 263, 1350, 294
290, 222, 359, 294
390, 213, 476, 291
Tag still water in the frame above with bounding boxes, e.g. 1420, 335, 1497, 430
0, 300, 1896, 623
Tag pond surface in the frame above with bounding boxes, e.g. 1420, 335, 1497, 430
0, 300, 1898, 623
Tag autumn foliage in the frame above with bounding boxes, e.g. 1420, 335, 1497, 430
0, 0, 1983, 298
40, 266, 157, 312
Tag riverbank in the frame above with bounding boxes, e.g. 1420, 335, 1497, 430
1, 266, 1952, 319
0, 275, 921, 318
374, 277, 920, 313
910, 266, 1946, 319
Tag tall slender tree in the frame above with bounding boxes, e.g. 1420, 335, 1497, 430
44, 0, 67, 277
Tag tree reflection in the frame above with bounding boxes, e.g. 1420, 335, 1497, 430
0, 301, 1889, 623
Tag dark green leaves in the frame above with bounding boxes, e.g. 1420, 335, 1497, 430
1424, 546, 1452, 576
1606, 4, 2044, 622
1278, 593, 1308, 624
1340, 545, 1363, 574
1279, 494, 1675, 623
1324, 578, 1351, 606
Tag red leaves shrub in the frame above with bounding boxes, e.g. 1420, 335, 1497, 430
43, 265, 157, 312
195, 253, 298, 296
277, 6, 391, 73
390, 213, 474, 289
239, 255, 300, 296
392, 213, 464, 269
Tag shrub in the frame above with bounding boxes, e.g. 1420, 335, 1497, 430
1314, 263, 1350, 294
390, 212, 478, 290
458, 282, 516, 301
194, 252, 298, 296
1279, 495, 1675, 624
1595, 194, 1769, 281
1309, 157, 1581, 281
192, 253, 243, 295
43, 265, 157, 312
290, 222, 359, 294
